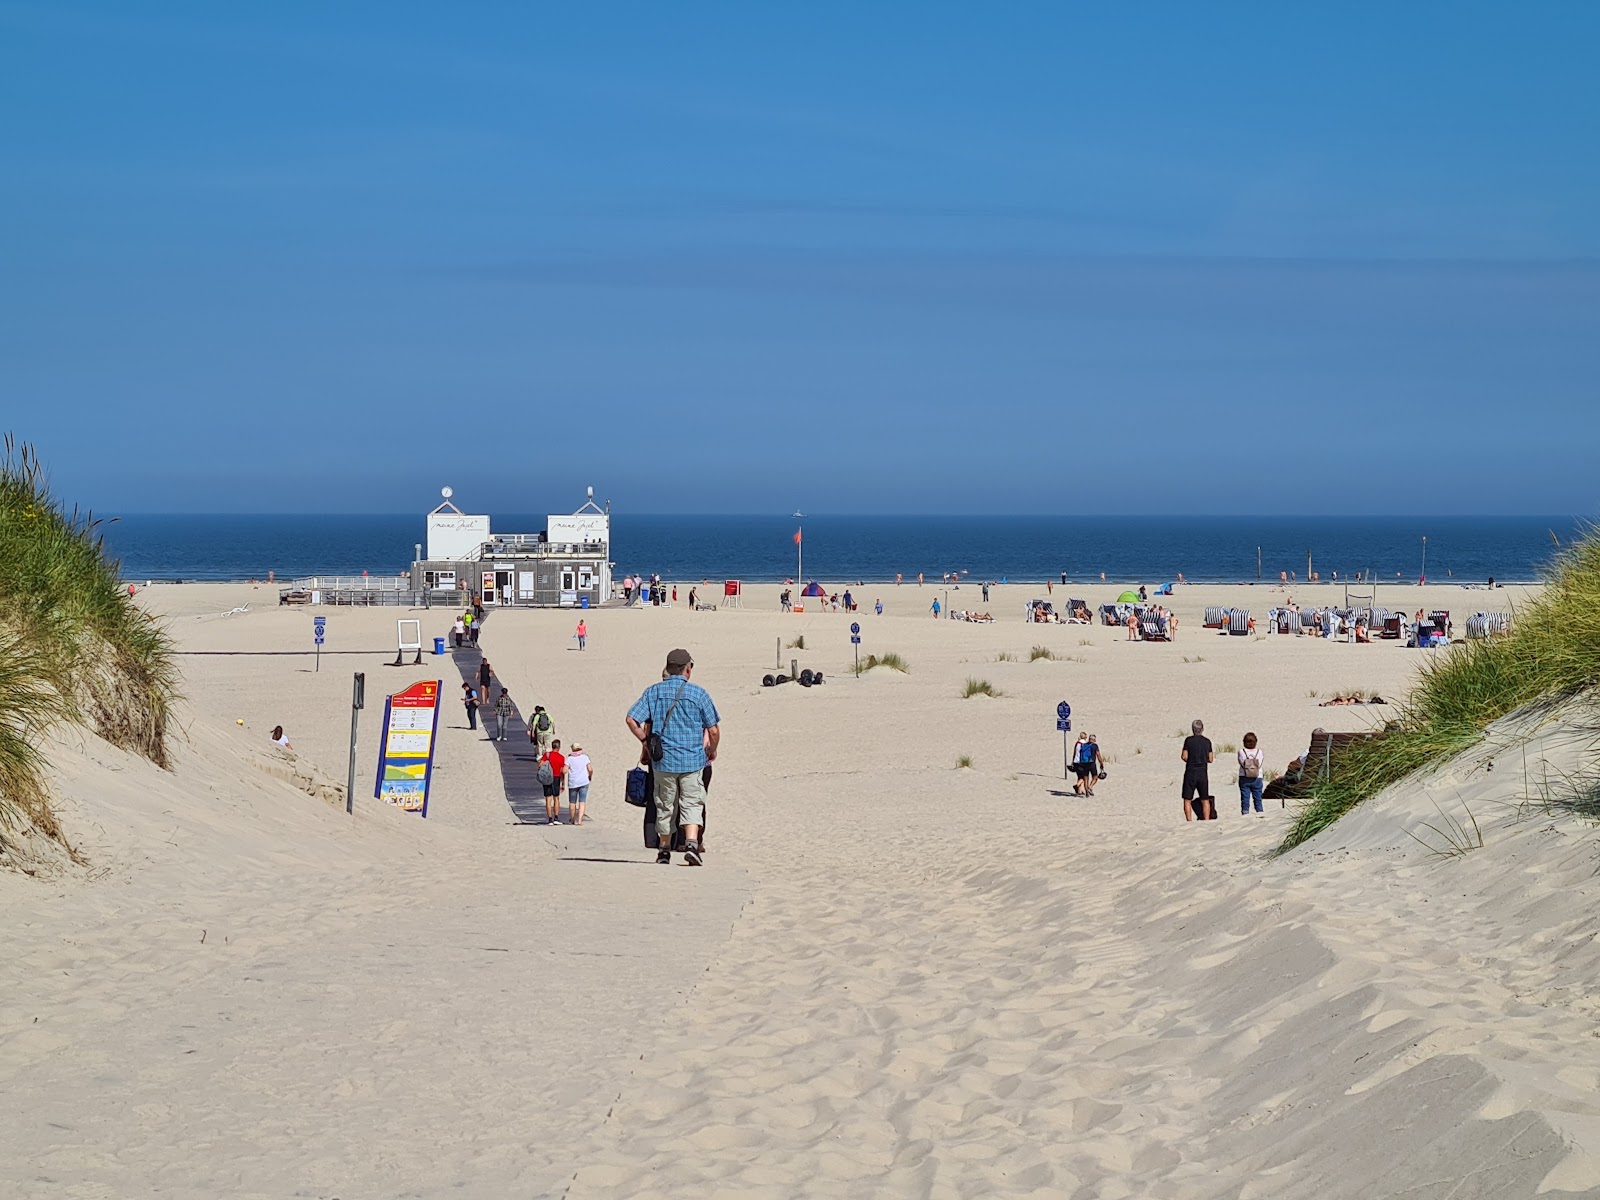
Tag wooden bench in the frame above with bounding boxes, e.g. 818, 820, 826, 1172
1262, 728, 1384, 805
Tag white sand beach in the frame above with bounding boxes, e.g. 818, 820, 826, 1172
6, 578, 1600, 1198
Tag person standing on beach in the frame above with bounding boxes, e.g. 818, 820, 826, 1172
529, 705, 554, 755
539, 739, 566, 824
1181, 719, 1214, 821
982, 581, 991, 603
1238, 732, 1265, 816
575, 619, 587, 650
493, 687, 514, 742
626, 648, 720, 866
896, 573, 902, 586
917, 572, 924, 586
462, 682, 480, 731
566, 742, 592, 825
688, 586, 698, 610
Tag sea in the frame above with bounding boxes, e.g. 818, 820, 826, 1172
100, 513, 1590, 586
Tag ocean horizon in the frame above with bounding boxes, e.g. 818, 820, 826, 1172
100, 512, 1591, 587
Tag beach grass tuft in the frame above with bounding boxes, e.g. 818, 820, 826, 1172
0, 436, 179, 856
858, 651, 909, 674
1029, 645, 1059, 661
962, 677, 1002, 699
787, 634, 805, 650
995, 650, 1017, 662
1282, 526, 1600, 852
956, 754, 973, 769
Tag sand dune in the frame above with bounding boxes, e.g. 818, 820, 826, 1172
7, 579, 1599, 1198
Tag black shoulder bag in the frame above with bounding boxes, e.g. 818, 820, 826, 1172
646, 679, 688, 765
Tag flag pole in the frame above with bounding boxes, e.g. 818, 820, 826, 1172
797, 526, 803, 590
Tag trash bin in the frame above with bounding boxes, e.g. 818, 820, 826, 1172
580, 596, 589, 610
433, 636, 446, 656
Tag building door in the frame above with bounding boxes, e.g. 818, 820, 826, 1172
495, 570, 515, 606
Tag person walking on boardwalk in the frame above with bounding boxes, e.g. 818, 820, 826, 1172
452, 615, 465, 649
626, 647, 721, 866
493, 687, 514, 742
461, 681, 480, 731
468, 611, 481, 646
478, 658, 493, 704
1182, 719, 1214, 821
529, 705, 554, 755
566, 742, 592, 826
538, 739, 567, 824
575, 619, 588, 650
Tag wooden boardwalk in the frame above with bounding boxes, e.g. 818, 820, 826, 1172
445, 617, 548, 824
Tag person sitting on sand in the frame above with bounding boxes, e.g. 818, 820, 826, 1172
270, 725, 292, 750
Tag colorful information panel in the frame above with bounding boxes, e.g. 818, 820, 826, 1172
375, 680, 441, 816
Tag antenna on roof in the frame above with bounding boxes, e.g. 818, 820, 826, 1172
587, 485, 594, 500
441, 486, 454, 499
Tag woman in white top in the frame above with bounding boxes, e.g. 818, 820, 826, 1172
566, 743, 593, 826
270, 725, 292, 750
1237, 732, 1265, 816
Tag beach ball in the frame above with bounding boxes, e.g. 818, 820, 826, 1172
237, 719, 245, 725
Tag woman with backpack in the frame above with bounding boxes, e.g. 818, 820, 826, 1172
1238, 732, 1266, 817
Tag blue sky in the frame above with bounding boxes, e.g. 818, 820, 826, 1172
3, 2, 1597, 515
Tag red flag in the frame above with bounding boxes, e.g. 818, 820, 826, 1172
794, 528, 802, 545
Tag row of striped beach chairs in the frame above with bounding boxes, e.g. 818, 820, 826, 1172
1203, 607, 1252, 635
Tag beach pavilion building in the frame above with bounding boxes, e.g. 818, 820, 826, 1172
411, 487, 614, 608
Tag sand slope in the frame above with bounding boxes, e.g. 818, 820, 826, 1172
8, 580, 1600, 1198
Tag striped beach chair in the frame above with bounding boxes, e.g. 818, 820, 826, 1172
1227, 609, 1251, 636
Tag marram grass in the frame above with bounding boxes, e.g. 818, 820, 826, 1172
0, 436, 179, 855
858, 651, 909, 673
1281, 528, 1600, 852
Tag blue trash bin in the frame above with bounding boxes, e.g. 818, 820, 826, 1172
433, 636, 446, 655
580, 596, 589, 609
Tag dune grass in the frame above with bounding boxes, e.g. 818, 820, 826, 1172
995, 650, 1017, 662
962, 677, 1002, 699
1029, 645, 1059, 661
1281, 528, 1600, 852
787, 634, 806, 650
956, 754, 973, 769
0, 436, 179, 855
858, 651, 909, 673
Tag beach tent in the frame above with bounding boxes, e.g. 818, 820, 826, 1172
1117, 590, 1140, 604
1155, 582, 1174, 596
801, 581, 826, 598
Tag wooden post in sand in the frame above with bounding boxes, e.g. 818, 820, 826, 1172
346, 672, 365, 816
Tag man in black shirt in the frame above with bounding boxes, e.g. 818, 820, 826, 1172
1181, 718, 1214, 821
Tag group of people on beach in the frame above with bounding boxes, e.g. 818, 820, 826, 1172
1179, 720, 1269, 821
447, 598, 722, 863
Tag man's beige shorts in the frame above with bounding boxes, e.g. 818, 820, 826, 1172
654, 769, 706, 838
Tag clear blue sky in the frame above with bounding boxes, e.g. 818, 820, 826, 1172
3, 3, 1597, 515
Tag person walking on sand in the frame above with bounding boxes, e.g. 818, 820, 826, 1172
270, 725, 292, 750
1071, 733, 1092, 796
462, 682, 480, 731
896, 572, 902, 585
529, 705, 554, 755
566, 742, 593, 825
493, 687, 514, 742
688, 586, 698, 610
575, 619, 587, 651
626, 648, 720, 866
930, 597, 941, 619
452, 615, 465, 649
1238, 731, 1265, 817
917, 572, 924, 586
1182, 719, 1214, 821
538, 739, 567, 824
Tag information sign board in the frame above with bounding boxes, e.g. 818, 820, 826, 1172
375, 680, 442, 816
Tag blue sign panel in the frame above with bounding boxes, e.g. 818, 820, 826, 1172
850, 622, 861, 635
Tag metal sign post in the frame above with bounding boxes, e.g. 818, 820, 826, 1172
1056, 701, 1072, 779
851, 622, 861, 675
346, 672, 365, 815
314, 616, 326, 672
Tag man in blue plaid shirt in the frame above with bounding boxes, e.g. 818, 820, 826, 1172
626, 647, 721, 866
